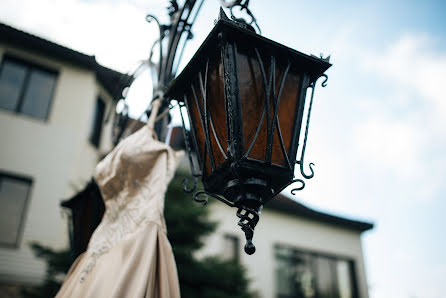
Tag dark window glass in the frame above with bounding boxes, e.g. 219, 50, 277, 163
336, 260, 353, 298
0, 60, 27, 111
0, 173, 32, 247
221, 234, 240, 262
21, 69, 57, 119
315, 256, 337, 298
0, 55, 57, 120
275, 245, 358, 298
90, 97, 106, 148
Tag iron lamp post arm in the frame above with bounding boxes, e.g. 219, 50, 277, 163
113, 0, 259, 144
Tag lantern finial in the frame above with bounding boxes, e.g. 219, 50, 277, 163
218, 7, 230, 22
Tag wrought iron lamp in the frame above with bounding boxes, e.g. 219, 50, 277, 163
166, 9, 331, 254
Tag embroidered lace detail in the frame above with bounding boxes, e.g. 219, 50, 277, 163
79, 125, 183, 282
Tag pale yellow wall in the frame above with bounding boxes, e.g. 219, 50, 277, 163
0, 44, 115, 284
198, 201, 370, 298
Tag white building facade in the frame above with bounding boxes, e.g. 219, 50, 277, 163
198, 195, 373, 298
0, 23, 128, 285
0, 23, 373, 298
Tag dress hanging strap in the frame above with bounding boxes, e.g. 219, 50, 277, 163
147, 99, 161, 139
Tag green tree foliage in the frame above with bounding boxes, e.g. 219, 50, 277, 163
165, 175, 253, 298
21, 243, 72, 298
24, 175, 253, 298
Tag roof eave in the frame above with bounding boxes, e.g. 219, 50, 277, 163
265, 195, 374, 233
0, 22, 133, 101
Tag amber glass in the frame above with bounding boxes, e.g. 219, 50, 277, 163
237, 49, 301, 167
185, 58, 227, 176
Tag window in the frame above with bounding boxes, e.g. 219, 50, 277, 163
221, 234, 240, 262
89, 97, 106, 148
0, 55, 57, 120
275, 245, 358, 298
0, 173, 33, 247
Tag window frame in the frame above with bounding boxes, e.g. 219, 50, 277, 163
89, 96, 106, 148
274, 243, 359, 298
222, 233, 240, 262
0, 53, 58, 121
0, 170, 33, 249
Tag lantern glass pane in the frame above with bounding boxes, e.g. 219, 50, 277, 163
185, 58, 226, 177
207, 60, 227, 167
237, 50, 266, 161
185, 87, 206, 173
272, 68, 301, 165
237, 48, 302, 167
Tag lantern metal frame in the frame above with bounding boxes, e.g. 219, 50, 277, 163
166, 9, 331, 254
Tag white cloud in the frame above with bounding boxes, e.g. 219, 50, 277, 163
350, 34, 446, 204
354, 117, 419, 178
362, 34, 446, 129
287, 32, 446, 211
0, 0, 166, 72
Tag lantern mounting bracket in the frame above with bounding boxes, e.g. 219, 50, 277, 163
112, 0, 259, 143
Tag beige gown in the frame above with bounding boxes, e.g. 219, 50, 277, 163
56, 122, 183, 298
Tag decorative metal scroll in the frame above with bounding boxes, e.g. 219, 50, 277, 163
220, 0, 261, 33
194, 190, 236, 207
236, 206, 259, 254
290, 178, 305, 195
290, 73, 328, 196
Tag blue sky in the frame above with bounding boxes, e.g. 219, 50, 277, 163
1, 0, 445, 297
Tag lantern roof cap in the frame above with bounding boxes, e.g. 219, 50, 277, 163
166, 9, 332, 99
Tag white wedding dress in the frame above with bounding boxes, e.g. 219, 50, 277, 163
56, 120, 183, 298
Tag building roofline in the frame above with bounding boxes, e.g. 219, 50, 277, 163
265, 195, 374, 232
0, 22, 133, 100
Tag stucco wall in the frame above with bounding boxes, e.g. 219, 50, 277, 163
0, 44, 114, 285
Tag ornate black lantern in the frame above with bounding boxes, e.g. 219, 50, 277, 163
166, 9, 331, 254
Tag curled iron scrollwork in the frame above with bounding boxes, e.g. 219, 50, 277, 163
236, 206, 260, 255
320, 74, 328, 87
299, 160, 315, 180
182, 176, 198, 193
194, 190, 236, 207
290, 178, 305, 195
193, 190, 209, 205
220, 0, 242, 7
167, 0, 179, 16
220, 0, 261, 33
291, 73, 329, 195
193, 190, 237, 207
